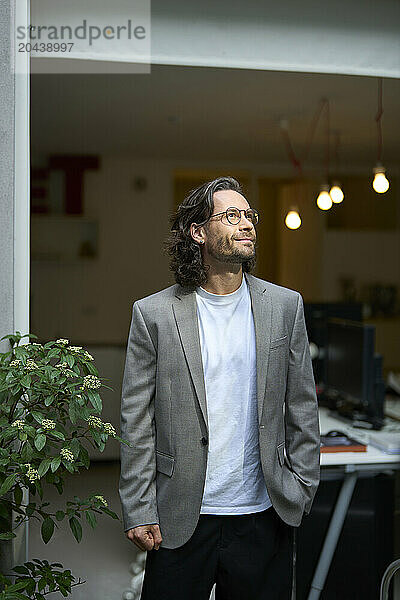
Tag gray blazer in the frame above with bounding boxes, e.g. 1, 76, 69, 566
119, 272, 320, 549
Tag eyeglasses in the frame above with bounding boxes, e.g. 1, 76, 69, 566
209, 207, 259, 226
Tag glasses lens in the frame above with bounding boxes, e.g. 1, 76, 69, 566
247, 209, 259, 224
226, 208, 241, 224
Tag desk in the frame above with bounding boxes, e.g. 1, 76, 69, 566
307, 407, 400, 600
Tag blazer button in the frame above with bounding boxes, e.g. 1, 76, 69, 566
201, 436, 208, 446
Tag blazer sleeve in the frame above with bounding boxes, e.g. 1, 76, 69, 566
118, 301, 159, 532
284, 292, 321, 515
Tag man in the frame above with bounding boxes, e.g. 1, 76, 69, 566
119, 176, 320, 600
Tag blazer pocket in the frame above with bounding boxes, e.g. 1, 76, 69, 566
270, 335, 288, 350
155, 450, 175, 477
276, 442, 285, 467
291, 470, 312, 487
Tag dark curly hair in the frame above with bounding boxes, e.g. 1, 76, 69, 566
164, 176, 256, 289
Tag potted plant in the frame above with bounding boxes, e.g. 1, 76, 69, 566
0, 331, 130, 598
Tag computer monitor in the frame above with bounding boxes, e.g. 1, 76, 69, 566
325, 318, 384, 428
303, 302, 363, 385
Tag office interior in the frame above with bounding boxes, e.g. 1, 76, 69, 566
28, 66, 400, 599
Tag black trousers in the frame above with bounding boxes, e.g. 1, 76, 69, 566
140, 507, 294, 600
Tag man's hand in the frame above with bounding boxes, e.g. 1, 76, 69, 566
126, 524, 162, 551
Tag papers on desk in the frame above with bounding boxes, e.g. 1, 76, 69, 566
320, 432, 367, 453
368, 431, 400, 454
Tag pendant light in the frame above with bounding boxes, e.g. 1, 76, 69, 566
329, 182, 344, 203
285, 207, 301, 230
329, 132, 344, 203
280, 119, 303, 228
372, 78, 390, 194
372, 164, 389, 194
316, 99, 333, 211
316, 184, 332, 210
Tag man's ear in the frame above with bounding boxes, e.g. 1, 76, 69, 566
190, 223, 205, 245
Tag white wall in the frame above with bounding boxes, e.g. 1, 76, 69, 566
322, 230, 400, 301
31, 0, 400, 77
31, 157, 173, 344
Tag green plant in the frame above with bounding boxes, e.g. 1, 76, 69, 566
0, 331, 130, 598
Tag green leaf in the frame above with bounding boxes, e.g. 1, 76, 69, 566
35, 478, 43, 500
50, 430, 65, 440
70, 438, 80, 457
85, 509, 97, 529
41, 516, 55, 543
65, 355, 75, 368
68, 404, 77, 424
47, 348, 60, 359
50, 456, 61, 473
3, 579, 30, 592
14, 484, 23, 506
34, 433, 46, 451
79, 446, 90, 469
44, 396, 54, 406
21, 440, 34, 462
0, 473, 18, 496
85, 362, 98, 375
69, 516, 82, 542
20, 375, 31, 388
100, 507, 119, 519
55, 510, 65, 521
31, 411, 44, 424
0, 531, 16, 539
37, 458, 52, 478
12, 566, 29, 575
38, 577, 47, 592
91, 430, 101, 446
87, 390, 102, 413
63, 460, 74, 474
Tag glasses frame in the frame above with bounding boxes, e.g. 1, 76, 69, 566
208, 207, 259, 226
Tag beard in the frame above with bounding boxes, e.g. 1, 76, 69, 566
207, 234, 256, 264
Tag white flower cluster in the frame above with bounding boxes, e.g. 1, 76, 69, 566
27, 342, 42, 350
86, 415, 103, 429
11, 419, 25, 430
55, 362, 75, 378
24, 463, 39, 482
93, 495, 108, 507
85, 416, 116, 437
55, 361, 69, 369
103, 423, 116, 437
83, 375, 101, 389
83, 351, 94, 361
9, 359, 22, 368
60, 448, 74, 462
68, 346, 83, 353
56, 338, 69, 346
25, 359, 38, 371
41, 419, 56, 430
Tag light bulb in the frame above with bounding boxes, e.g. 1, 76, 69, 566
329, 181, 344, 204
372, 165, 389, 193
316, 184, 332, 210
285, 209, 301, 230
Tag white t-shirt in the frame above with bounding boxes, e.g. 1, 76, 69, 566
196, 275, 272, 514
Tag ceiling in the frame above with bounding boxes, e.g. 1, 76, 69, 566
31, 64, 400, 170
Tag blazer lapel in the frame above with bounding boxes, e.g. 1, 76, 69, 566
245, 273, 273, 423
172, 289, 208, 429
